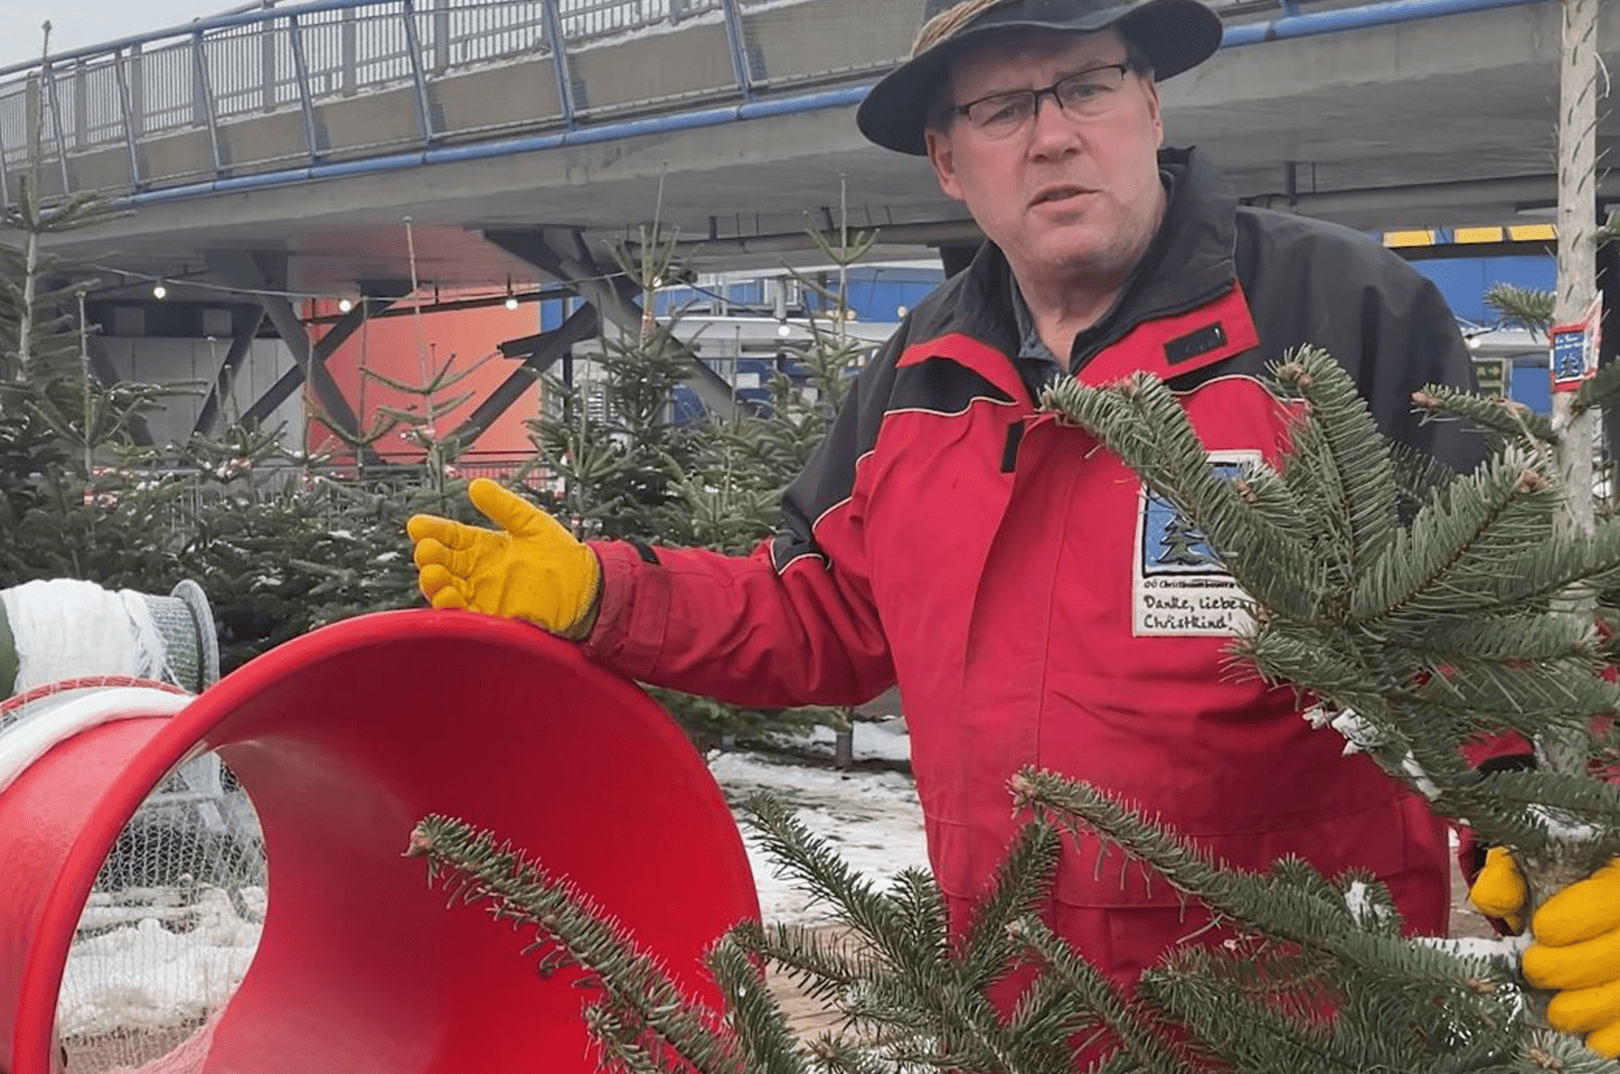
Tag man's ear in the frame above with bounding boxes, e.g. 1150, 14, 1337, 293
926, 128, 965, 203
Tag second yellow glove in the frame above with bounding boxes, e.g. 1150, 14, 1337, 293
1471, 849, 1620, 1056
406, 478, 602, 639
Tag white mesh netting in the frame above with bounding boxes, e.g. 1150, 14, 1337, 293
57, 745, 266, 1074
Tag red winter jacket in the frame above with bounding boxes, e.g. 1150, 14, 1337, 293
582, 148, 1481, 986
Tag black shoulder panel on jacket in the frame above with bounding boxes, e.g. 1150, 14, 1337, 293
892, 356, 1015, 415
769, 320, 907, 570
1227, 206, 1485, 473
770, 250, 1028, 571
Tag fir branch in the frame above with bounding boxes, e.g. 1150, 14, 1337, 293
708, 935, 809, 1074
733, 919, 868, 1006
1436, 770, 1620, 862
1348, 445, 1557, 625
1517, 1029, 1620, 1073
1412, 382, 1557, 445
1010, 768, 1524, 1008
1571, 357, 1620, 415
743, 794, 910, 948
1141, 963, 1359, 1074
1398, 615, 1602, 665
743, 795, 1043, 1074
1271, 346, 1399, 588
802, 1035, 901, 1074
1010, 915, 1190, 1074
1483, 284, 1555, 337
407, 815, 744, 1074
956, 822, 1062, 992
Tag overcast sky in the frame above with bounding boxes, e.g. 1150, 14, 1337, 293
0, 0, 230, 70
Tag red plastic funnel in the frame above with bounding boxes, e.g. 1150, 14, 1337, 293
0, 610, 759, 1073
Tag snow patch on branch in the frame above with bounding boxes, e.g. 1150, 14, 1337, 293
1304, 704, 1438, 799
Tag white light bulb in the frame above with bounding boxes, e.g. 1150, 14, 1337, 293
505, 296, 519, 311
777, 322, 792, 338
338, 298, 353, 313
152, 283, 167, 300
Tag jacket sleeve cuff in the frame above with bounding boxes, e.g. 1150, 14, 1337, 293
579, 539, 670, 682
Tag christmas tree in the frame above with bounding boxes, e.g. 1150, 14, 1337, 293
527, 208, 871, 749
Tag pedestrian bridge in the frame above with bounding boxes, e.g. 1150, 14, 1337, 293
4, 0, 1609, 293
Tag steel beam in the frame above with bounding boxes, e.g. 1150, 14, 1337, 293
208, 250, 377, 438
483, 227, 737, 419
451, 303, 600, 446
192, 306, 267, 437
237, 288, 407, 427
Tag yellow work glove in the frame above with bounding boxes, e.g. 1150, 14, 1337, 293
406, 478, 602, 639
1470, 849, 1620, 1056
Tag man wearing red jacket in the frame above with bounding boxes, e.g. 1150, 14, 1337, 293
409, 0, 1620, 1053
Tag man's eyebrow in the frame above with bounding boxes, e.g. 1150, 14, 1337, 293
962, 60, 1129, 99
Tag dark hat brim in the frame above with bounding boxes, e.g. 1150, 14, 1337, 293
856, 0, 1223, 156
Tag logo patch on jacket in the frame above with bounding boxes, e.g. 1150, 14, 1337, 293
1132, 450, 1258, 637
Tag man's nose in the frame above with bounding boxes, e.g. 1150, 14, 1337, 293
1029, 89, 1080, 152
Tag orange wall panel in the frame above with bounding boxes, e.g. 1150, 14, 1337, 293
304, 297, 543, 463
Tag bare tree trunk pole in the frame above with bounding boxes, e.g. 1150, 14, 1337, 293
1547, 0, 1601, 781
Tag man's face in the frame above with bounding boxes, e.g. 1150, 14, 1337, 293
925, 28, 1165, 296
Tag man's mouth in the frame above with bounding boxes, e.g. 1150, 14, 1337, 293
1031, 185, 1092, 206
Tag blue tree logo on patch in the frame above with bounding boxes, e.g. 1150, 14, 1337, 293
1139, 460, 1243, 575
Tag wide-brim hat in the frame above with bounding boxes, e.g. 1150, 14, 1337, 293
857, 0, 1223, 155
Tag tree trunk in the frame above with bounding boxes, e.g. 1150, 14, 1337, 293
1547, 0, 1600, 781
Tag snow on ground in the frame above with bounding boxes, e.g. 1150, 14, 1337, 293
54, 721, 923, 1043
61, 887, 262, 1039
709, 717, 927, 925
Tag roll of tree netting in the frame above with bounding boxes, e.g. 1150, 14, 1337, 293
0, 580, 219, 700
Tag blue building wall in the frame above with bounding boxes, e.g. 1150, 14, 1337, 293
1409, 255, 1556, 324
1408, 253, 1556, 414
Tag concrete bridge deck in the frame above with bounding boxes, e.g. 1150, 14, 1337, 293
3, 0, 1611, 296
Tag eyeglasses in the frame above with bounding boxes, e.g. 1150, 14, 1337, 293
946, 63, 1134, 140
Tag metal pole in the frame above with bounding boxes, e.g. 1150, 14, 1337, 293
717, 0, 754, 101
0, 90, 11, 210
538, 0, 575, 128
400, 0, 436, 146
341, 6, 357, 94
262, 12, 278, 110
72, 60, 88, 151
192, 31, 225, 174
432, 0, 450, 73
129, 44, 144, 139
113, 47, 142, 189
41, 64, 71, 194
288, 14, 320, 162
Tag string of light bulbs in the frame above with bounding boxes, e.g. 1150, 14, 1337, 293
79, 258, 647, 313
